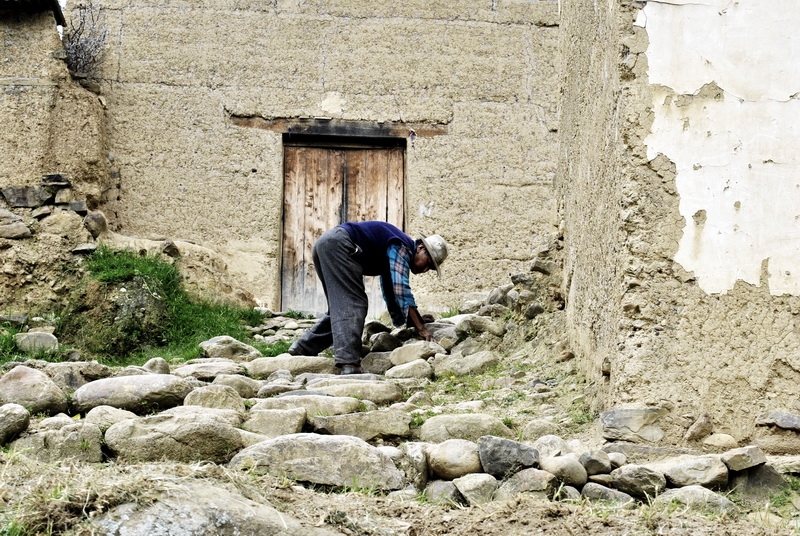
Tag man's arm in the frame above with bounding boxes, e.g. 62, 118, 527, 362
407, 306, 432, 341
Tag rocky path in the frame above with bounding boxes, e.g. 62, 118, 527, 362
1, 282, 800, 534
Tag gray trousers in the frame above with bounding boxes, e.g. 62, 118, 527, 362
289, 227, 367, 366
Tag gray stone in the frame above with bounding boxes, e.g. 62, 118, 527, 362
610, 464, 667, 499
455, 315, 506, 337
453, 473, 498, 505
495, 468, 557, 500
361, 352, 393, 374
229, 433, 404, 490
539, 455, 588, 487
477, 435, 539, 478
581, 482, 635, 507
521, 418, 561, 440
0, 222, 31, 238
385, 359, 434, 379
424, 480, 464, 505
105, 412, 244, 463
11, 422, 103, 462
199, 336, 262, 361
312, 408, 411, 441
684, 412, 714, 441
721, 445, 768, 471
432, 350, 500, 377
0, 209, 22, 224
43, 361, 113, 394
703, 433, 739, 449
160, 405, 244, 427
242, 408, 307, 438
419, 413, 513, 443
398, 442, 429, 491
249, 394, 361, 417
183, 384, 246, 413
390, 341, 444, 366
141, 357, 171, 374
1, 186, 51, 208
84, 405, 138, 432
767, 455, 800, 474
370, 331, 403, 352
428, 439, 482, 480
532, 434, 570, 459
311, 380, 404, 405
523, 302, 545, 320
756, 410, 800, 432
172, 359, 245, 381
608, 451, 627, 469
212, 374, 261, 398
579, 450, 613, 476
656, 456, 729, 489
14, 332, 58, 352
72, 374, 192, 414
89, 480, 339, 536
430, 324, 459, 350
729, 464, 788, 505
654, 485, 737, 514
600, 407, 667, 443
0, 365, 68, 415
0, 403, 29, 445
245, 355, 338, 378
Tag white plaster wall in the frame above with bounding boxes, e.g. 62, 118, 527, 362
642, 0, 800, 295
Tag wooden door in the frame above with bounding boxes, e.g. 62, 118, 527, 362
281, 141, 405, 317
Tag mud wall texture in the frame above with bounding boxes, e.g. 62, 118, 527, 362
559, 0, 800, 449
0, 11, 108, 204
88, 0, 562, 309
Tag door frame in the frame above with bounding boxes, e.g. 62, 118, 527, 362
279, 133, 408, 315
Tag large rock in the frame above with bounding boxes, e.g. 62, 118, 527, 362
389, 341, 444, 366
43, 361, 113, 394
212, 374, 262, 398
183, 384, 246, 413
310, 380, 404, 405
427, 439, 482, 480
653, 485, 737, 514
250, 395, 361, 416
10, 422, 103, 462
539, 454, 588, 487
721, 445, 767, 471
312, 408, 411, 441
432, 350, 500, 377
242, 408, 307, 438
172, 359, 245, 381
477, 435, 539, 478
0, 365, 68, 415
84, 405, 138, 432
245, 355, 338, 378
0, 403, 30, 445
105, 412, 244, 463
385, 359, 434, 379
198, 336, 262, 361
89, 480, 339, 536
229, 433, 404, 490
419, 414, 513, 443
581, 482, 635, 506
755, 410, 800, 432
610, 464, 667, 499
14, 332, 58, 353
453, 473, 499, 506
72, 374, 193, 414
646, 455, 729, 489
494, 468, 557, 500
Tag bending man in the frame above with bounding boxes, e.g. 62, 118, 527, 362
288, 220, 449, 375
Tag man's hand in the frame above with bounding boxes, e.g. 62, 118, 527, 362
408, 307, 433, 341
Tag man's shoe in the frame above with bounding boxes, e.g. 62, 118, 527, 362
340, 365, 363, 375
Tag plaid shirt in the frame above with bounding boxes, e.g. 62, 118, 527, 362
384, 242, 417, 326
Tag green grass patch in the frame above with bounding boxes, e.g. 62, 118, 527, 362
58, 246, 272, 365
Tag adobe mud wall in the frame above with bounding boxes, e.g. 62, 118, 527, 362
0, 11, 107, 204
89, 0, 562, 310
558, 0, 800, 449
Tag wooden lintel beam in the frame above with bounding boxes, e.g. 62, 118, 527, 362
229, 116, 448, 138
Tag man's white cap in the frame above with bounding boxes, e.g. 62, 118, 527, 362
419, 233, 449, 277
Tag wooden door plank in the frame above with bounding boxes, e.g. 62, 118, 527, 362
386, 147, 405, 227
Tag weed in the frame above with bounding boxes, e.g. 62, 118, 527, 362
439, 308, 459, 319
63, 1, 108, 78
501, 416, 516, 429
0, 520, 29, 536
283, 309, 312, 320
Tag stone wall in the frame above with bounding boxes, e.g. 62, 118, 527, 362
89, 0, 562, 309
558, 0, 800, 449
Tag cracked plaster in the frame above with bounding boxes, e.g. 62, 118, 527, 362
641, 0, 800, 295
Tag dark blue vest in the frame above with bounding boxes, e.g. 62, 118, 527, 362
340, 221, 414, 276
